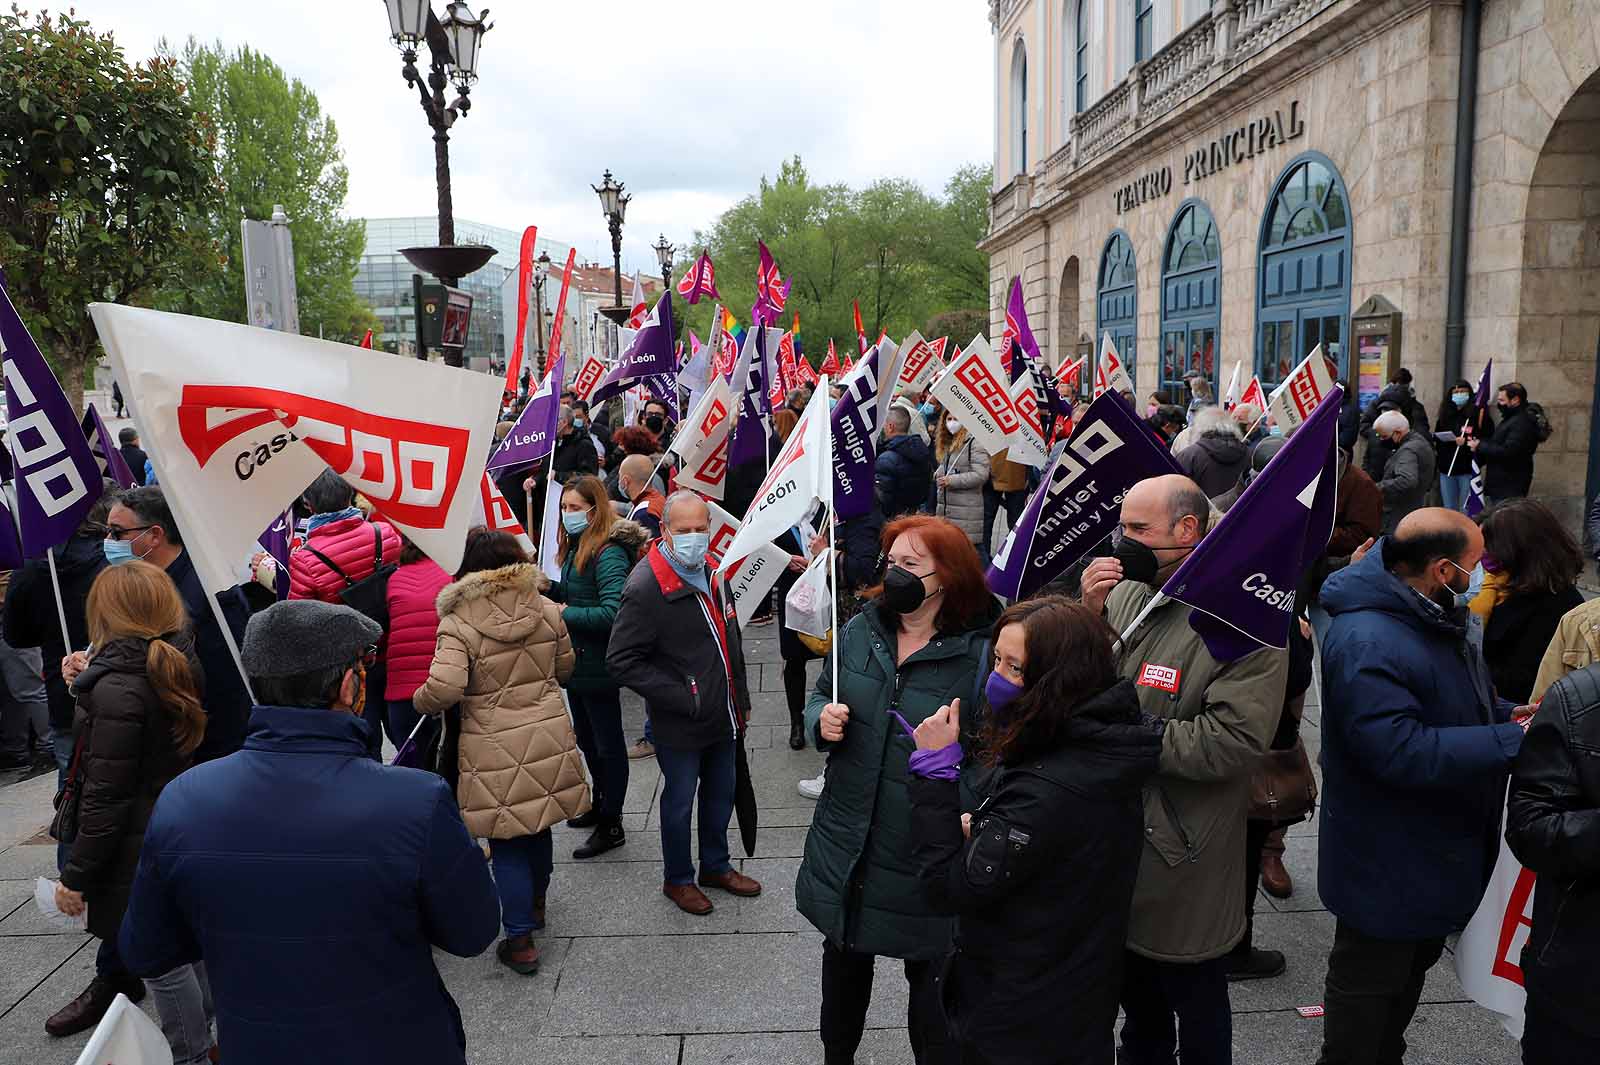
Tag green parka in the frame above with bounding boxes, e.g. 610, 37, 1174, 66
795, 599, 998, 960
547, 520, 647, 693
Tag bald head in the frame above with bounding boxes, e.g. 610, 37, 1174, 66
1387, 507, 1483, 601
618, 454, 654, 499
1119, 474, 1209, 580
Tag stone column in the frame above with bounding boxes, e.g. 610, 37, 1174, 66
1213, 0, 1240, 70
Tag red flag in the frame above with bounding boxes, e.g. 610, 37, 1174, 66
1056, 355, 1085, 391
820, 339, 841, 377
777, 331, 800, 393
1239, 375, 1267, 411
754, 241, 790, 326
626, 273, 648, 329
359, 329, 373, 349
795, 355, 818, 385
504, 225, 538, 395
675, 250, 720, 305
929, 336, 949, 362
545, 249, 577, 372
852, 301, 868, 355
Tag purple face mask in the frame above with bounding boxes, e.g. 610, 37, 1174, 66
1481, 553, 1503, 574
984, 671, 1024, 717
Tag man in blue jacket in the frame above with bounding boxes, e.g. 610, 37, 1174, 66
119, 600, 500, 1065
1315, 508, 1528, 1065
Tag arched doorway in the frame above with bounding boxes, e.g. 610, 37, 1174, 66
1160, 199, 1220, 401
1097, 230, 1137, 384
1059, 256, 1080, 370
1255, 152, 1352, 389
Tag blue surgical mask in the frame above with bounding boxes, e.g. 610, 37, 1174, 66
1449, 559, 1484, 609
1451, 393, 1470, 407
1269, 424, 1284, 437
573, 417, 586, 429
919, 402, 936, 419
667, 531, 710, 571
103, 538, 136, 565
561, 510, 590, 535
984, 671, 1024, 717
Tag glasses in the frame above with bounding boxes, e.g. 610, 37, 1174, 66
358, 644, 379, 669
105, 524, 154, 542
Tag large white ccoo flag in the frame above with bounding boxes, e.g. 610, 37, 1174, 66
717, 378, 833, 570
74, 992, 172, 1065
89, 304, 502, 596
670, 373, 736, 500
928, 335, 1024, 460
1454, 812, 1535, 1038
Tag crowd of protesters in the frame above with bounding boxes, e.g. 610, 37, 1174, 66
5, 356, 1596, 1065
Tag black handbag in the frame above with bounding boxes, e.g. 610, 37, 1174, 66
49, 728, 88, 843
305, 524, 396, 628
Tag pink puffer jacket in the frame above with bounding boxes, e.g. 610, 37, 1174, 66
384, 559, 452, 701
288, 516, 401, 604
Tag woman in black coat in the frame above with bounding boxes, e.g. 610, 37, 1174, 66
1479, 499, 1584, 704
47, 562, 209, 1048
907, 596, 1162, 1065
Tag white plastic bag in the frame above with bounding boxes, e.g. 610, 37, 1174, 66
785, 549, 833, 638
35, 877, 88, 932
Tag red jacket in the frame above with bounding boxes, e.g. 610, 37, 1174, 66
383, 559, 451, 701
288, 516, 402, 604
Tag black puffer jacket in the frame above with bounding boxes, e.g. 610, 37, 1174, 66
1174, 432, 1249, 498
1474, 404, 1539, 500
1506, 665, 1600, 1038
908, 680, 1163, 1064
58, 635, 201, 941
875, 433, 934, 518
4, 535, 106, 729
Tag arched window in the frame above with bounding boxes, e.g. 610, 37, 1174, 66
1159, 200, 1221, 400
1075, 0, 1090, 113
1096, 231, 1138, 384
1255, 153, 1352, 389
1133, 0, 1153, 62
1011, 41, 1029, 174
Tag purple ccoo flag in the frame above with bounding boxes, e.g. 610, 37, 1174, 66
830, 343, 890, 520
591, 290, 676, 403
257, 509, 292, 600
0, 270, 105, 557
1160, 385, 1342, 661
987, 391, 1182, 600
81, 403, 136, 488
487, 362, 560, 473
1464, 359, 1493, 518
729, 323, 777, 467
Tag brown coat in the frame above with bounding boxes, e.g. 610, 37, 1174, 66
413, 563, 588, 838
988, 447, 1029, 492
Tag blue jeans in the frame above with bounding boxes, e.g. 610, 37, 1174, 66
488, 831, 553, 936
1439, 473, 1473, 512
655, 737, 736, 886
145, 962, 214, 1065
569, 688, 628, 819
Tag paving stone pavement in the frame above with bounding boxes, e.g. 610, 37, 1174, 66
0, 628, 1522, 1064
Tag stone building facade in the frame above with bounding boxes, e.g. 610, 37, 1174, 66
983, 0, 1600, 525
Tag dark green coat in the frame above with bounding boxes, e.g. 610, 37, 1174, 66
795, 599, 998, 960
548, 520, 647, 692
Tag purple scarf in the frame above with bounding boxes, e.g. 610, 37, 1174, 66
888, 709, 962, 781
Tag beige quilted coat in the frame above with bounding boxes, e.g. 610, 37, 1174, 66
413, 562, 589, 838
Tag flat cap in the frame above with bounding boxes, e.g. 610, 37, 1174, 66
242, 600, 383, 679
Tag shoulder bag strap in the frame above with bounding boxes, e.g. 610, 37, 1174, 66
303, 539, 354, 587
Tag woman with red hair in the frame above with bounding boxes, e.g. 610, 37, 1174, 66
794, 514, 999, 1065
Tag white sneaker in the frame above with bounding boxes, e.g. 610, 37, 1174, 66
797, 770, 826, 801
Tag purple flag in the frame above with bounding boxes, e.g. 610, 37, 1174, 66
257, 509, 292, 600
729, 323, 777, 467
1161, 386, 1342, 661
1464, 360, 1493, 518
591, 290, 676, 403
830, 344, 889, 520
987, 391, 1183, 599
0, 270, 104, 556
1004, 277, 1069, 423
753, 241, 790, 327
487, 362, 560, 473
81, 404, 136, 488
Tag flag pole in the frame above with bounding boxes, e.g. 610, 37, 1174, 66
828, 510, 839, 706
4, 430, 74, 652
1114, 592, 1166, 656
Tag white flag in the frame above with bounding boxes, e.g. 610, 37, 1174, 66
1094, 333, 1134, 398
538, 475, 563, 582
928, 335, 1023, 459
1266, 345, 1336, 433
88, 304, 501, 594
895, 330, 943, 395
75, 993, 172, 1065
705, 501, 790, 628
717, 378, 833, 569
671, 374, 736, 500
1454, 817, 1535, 1039
1005, 373, 1048, 467
473, 473, 535, 556
1223, 361, 1242, 408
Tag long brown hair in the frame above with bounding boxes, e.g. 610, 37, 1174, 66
560, 475, 618, 573
978, 597, 1122, 766
1479, 498, 1582, 599
862, 515, 992, 634
85, 561, 206, 757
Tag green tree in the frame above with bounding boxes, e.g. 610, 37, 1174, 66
156, 40, 373, 342
0, 7, 219, 412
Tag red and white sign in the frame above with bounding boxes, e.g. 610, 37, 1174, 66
929, 336, 949, 362
1005, 373, 1048, 467
475, 472, 534, 555
706, 500, 794, 627
895, 330, 942, 395
1137, 662, 1181, 693
1455, 825, 1535, 1038
1266, 346, 1336, 432
671, 376, 736, 500
1056, 355, 1086, 394
1095, 333, 1134, 399
928, 335, 1023, 459
716, 381, 832, 569
572, 355, 608, 401
1239, 375, 1267, 412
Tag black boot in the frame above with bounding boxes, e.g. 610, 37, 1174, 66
789, 716, 806, 750
573, 819, 625, 859
566, 805, 601, 829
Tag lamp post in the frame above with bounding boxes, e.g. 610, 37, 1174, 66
532, 250, 551, 379
653, 234, 675, 296
592, 170, 631, 324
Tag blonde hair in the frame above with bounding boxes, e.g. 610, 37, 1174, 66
85, 561, 206, 756
560, 475, 619, 574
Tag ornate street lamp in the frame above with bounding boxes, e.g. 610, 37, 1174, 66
653, 234, 675, 294
532, 250, 551, 378
592, 170, 631, 321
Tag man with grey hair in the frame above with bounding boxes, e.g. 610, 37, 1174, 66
608, 490, 762, 914
1373, 409, 1437, 534
875, 404, 934, 517
1174, 405, 1250, 498
551, 403, 598, 487
1081, 473, 1287, 1065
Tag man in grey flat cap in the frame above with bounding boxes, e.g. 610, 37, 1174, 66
119, 600, 501, 1065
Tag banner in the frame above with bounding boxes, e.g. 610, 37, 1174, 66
1161, 386, 1340, 661
1454, 811, 1533, 1039
504, 225, 538, 396
1265, 345, 1336, 433
1094, 333, 1134, 399
895, 330, 942, 396
592, 290, 676, 403
545, 248, 578, 372
1, 272, 106, 555
928, 335, 1023, 459
572, 355, 608, 402
987, 391, 1183, 599
831, 346, 890, 520
82, 404, 136, 488
89, 303, 502, 594
1005, 373, 1048, 467
671, 375, 736, 500
718, 380, 832, 568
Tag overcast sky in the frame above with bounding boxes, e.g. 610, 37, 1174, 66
74, 0, 995, 275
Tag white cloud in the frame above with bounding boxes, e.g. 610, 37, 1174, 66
73, 0, 994, 275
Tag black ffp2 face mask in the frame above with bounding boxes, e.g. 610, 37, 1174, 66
1111, 537, 1161, 586
645, 414, 666, 434
882, 565, 936, 615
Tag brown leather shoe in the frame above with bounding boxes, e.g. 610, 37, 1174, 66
663, 882, 714, 915
45, 973, 141, 1037
496, 933, 541, 975
1261, 850, 1293, 899
698, 867, 763, 898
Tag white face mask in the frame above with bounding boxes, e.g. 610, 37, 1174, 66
946, 418, 963, 434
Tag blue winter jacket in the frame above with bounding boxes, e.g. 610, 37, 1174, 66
1317, 545, 1524, 940
874, 433, 934, 517
119, 706, 501, 1065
